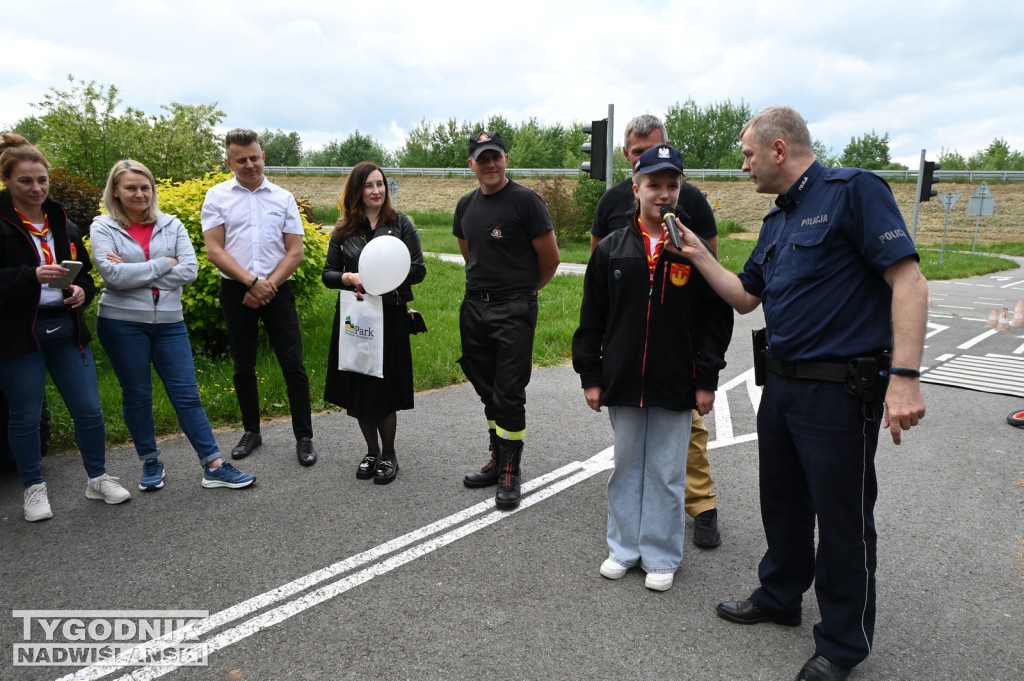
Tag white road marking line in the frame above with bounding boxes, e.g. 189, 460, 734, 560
926, 322, 949, 339
713, 387, 733, 440
937, 305, 976, 310
1000, 279, 1024, 289
1014, 343, 1024, 355
958, 329, 999, 349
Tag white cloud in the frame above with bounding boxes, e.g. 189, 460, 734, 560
2, 0, 1022, 168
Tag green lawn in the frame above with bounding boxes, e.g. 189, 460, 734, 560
43, 211, 1021, 453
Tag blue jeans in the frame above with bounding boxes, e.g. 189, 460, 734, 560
606, 406, 692, 574
0, 316, 106, 487
97, 318, 220, 466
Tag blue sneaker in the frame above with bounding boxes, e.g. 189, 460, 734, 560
202, 462, 255, 489
139, 459, 165, 491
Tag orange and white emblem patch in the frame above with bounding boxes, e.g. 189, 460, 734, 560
669, 262, 690, 287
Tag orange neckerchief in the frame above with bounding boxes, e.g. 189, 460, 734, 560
636, 215, 665, 274
16, 208, 53, 265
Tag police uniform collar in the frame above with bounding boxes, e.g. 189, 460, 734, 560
774, 161, 824, 213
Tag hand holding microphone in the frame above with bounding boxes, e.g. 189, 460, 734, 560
660, 205, 690, 252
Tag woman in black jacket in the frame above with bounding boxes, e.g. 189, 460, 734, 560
322, 162, 426, 484
0, 133, 130, 521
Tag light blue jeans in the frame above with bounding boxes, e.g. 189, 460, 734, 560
606, 406, 692, 574
97, 318, 220, 466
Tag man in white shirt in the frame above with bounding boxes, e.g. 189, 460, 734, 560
200, 128, 317, 466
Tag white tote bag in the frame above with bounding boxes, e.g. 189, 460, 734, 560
337, 290, 384, 378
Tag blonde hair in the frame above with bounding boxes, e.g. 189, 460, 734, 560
102, 159, 159, 226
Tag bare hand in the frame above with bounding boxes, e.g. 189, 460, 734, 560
106, 251, 124, 264
63, 285, 86, 308
36, 264, 68, 285
883, 377, 926, 444
695, 389, 715, 416
165, 256, 178, 266
344, 272, 366, 299
584, 385, 603, 412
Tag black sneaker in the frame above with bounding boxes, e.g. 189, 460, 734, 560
231, 431, 262, 459
693, 508, 722, 548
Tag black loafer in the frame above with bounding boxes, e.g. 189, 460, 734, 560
796, 654, 850, 681
231, 431, 262, 459
373, 455, 397, 485
296, 437, 317, 466
357, 454, 378, 480
715, 599, 801, 626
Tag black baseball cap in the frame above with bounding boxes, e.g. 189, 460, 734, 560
469, 131, 507, 159
634, 144, 685, 175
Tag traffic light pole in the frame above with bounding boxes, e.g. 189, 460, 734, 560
911, 148, 925, 242
605, 104, 614, 191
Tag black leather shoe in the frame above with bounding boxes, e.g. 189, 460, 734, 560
296, 437, 317, 466
796, 654, 850, 681
357, 453, 378, 480
693, 508, 722, 548
231, 431, 262, 459
373, 454, 397, 485
715, 599, 801, 626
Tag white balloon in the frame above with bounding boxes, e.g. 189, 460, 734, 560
358, 235, 411, 295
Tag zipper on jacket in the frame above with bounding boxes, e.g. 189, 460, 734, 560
639, 270, 655, 407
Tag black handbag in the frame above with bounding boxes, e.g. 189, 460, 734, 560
406, 305, 427, 334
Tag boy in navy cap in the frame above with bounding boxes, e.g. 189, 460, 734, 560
572, 144, 733, 591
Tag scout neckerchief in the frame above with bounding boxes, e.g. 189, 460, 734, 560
636, 215, 665, 274
15, 208, 54, 265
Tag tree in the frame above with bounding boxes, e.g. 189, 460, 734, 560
32, 76, 148, 186
146, 102, 224, 181
967, 138, 1024, 170
812, 139, 841, 168
509, 124, 547, 168
304, 130, 393, 167
9, 116, 46, 144
665, 98, 752, 169
937, 148, 968, 171
259, 129, 303, 166
839, 130, 894, 170
26, 75, 224, 185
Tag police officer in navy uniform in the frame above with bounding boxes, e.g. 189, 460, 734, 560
670, 106, 927, 681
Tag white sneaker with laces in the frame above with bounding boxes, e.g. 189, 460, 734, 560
645, 572, 674, 591
600, 558, 629, 580
85, 475, 131, 504
24, 482, 53, 521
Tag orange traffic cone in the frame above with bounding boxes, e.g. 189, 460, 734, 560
1011, 301, 1024, 328
987, 307, 999, 328
997, 307, 1010, 331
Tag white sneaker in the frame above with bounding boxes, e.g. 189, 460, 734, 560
600, 558, 629, 580
645, 572, 675, 591
24, 482, 53, 522
85, 475, 131, 504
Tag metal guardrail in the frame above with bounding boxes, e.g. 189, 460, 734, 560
266, 166, 1024, 181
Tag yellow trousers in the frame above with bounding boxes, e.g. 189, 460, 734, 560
685, 411, 717, 517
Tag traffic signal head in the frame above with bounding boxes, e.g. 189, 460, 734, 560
581, 119, 608, 182
919, 160, 942, 202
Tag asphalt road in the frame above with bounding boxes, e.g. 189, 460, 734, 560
1, 261, 1022, 681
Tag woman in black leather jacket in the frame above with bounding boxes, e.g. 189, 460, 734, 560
322, 162, 426, 484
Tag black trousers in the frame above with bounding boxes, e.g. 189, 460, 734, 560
457, 293, 537, 434
750, 372, 882, 669
219, 279, 313, 440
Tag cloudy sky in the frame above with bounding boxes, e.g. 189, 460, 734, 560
3, 0, 1022, 168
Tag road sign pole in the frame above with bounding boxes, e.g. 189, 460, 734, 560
972, 215, 981, 253
911, 149, 926, 242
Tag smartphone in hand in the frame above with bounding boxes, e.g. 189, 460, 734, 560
48, 260, 83, 289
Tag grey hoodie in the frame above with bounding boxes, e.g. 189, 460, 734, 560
90, 212, 199, 324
